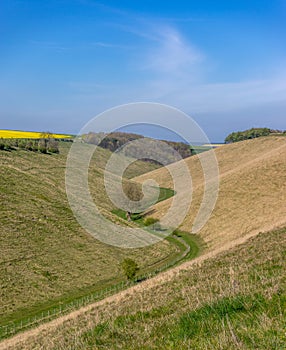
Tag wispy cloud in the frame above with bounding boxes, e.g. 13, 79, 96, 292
54, 8, 286, 118
123, 22, 286, 114
142, 26, 203, 77
101, 16, 204, 77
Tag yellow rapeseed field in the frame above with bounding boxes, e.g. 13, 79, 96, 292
0, 130, 72, 139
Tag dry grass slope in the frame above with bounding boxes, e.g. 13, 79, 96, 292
135, 136, 286, 250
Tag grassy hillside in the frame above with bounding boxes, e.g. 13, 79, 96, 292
5, 226, 285, 349
135, 136, 286, 251
0, 143, 179, 326
1, 136, 285, 349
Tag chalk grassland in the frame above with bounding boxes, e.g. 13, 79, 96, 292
0, 143, 177, 326
0, 137, 285, 349
0, 130, 72, 139
3, 226, 285, 349
135, 136, 286, 251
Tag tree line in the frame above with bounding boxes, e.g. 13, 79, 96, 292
225, 128, 286, 143
82, 131, 192, 164
0, 137, 60, 153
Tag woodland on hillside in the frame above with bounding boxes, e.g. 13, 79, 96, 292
83, 131, 192, 164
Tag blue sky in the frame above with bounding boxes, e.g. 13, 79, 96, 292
0, 0, 285, 141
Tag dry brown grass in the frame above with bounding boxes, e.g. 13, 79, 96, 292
135, 136, 286, 250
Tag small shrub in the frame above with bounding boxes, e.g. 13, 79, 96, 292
120, 258, 139, 281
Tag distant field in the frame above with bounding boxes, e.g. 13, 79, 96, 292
0, 130, 72, 139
